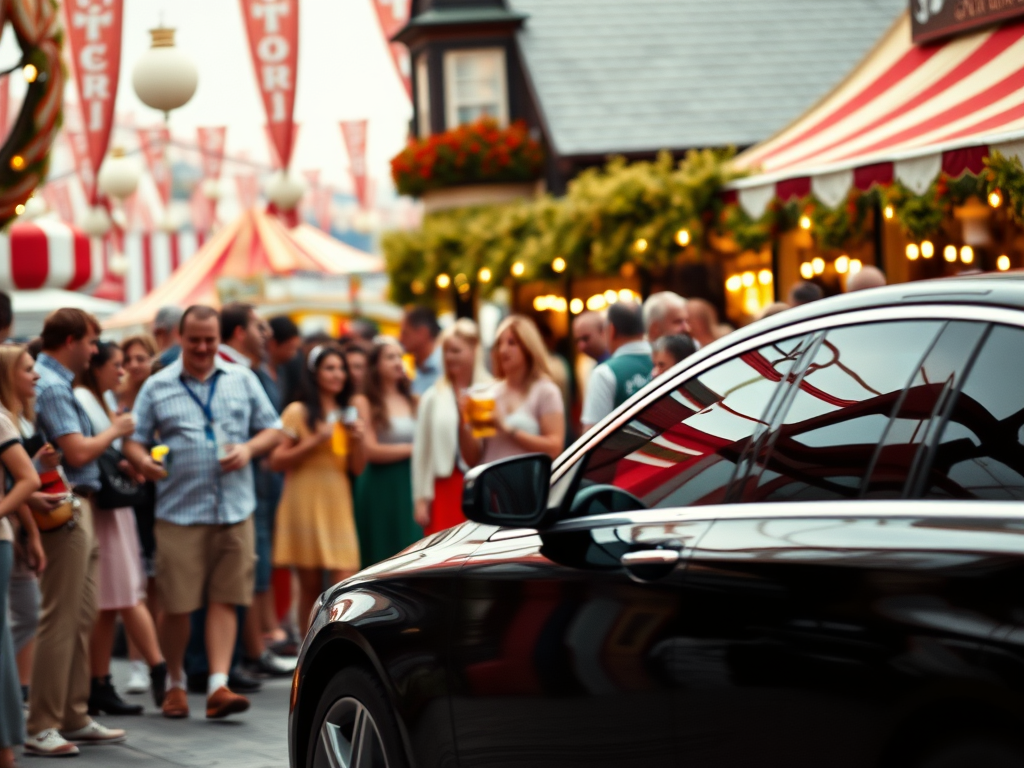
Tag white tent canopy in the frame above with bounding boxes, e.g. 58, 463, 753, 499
12, 289, 123, 340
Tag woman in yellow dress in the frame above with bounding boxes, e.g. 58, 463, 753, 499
270, 344, 366, 630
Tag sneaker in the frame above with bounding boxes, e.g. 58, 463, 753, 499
24, 729, 80, 756
59, 720, 127, 745
125, 660, 150, 694
206, 687, 250, 719
243, 649, 297, 677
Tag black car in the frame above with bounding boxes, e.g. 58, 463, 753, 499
289, 275, 1024, 768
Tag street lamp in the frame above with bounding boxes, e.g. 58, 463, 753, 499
132, 27, 198, 118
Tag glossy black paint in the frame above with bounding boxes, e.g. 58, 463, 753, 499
290, 278, 1024, 768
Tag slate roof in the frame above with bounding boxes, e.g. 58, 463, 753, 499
506, 0, 906, 157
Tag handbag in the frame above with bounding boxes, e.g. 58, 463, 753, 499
96, 447, 145, 509
34, 466, 79, 532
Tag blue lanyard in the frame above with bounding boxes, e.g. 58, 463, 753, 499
181, 371, 221, 426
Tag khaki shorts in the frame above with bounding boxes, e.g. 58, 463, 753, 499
154, 517, 256, 615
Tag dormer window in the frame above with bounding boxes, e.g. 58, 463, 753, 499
443, 48, 508, 128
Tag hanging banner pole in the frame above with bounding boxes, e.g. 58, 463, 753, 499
340, 120, 369, 210
64, 0, 124, 203
240, 0, 299, 170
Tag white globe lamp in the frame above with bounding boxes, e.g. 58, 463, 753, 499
97, 147, 141, 200
108, 253, 129, 277
265, 171, 305, 212
21, 195, 48, 219
80, 206, 112, 237
132, 27, 198, 117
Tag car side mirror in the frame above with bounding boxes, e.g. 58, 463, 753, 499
462, 453, 552, 528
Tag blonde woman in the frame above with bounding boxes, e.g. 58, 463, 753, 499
412, 319, 489, 535
458, 315, 565, 467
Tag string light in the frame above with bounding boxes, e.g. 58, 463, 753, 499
9, 155, 24, 171
799, 262, 814, 280
943, 245, 957, 262
586, 295, 607, 311
14, 204, 24, 216
849, 259, 863, 274
799, 215, 812, 230
906, 243, 920, 261
921, 240, 934, 259
675, 229, 690, 247
758, 269, 773, 285
435, 274, 451, 289
477, 267, 492, 283
570, 298, 584, 314
411, 279, 425, 295
552, 257, 567, 273
618, 289, 635, 302
511, 261, 525, 277
22, 64, 37, 83
960, 245, 974, 264
835, 255, 850, 274
603, 289, 618, 304
812, 257, 825, 275
741, 271, 755, 287
989, 190, 1003, 208
454, 273, 467, 286
634, 238, 649, 252
883, 205, 894, 220
726, 275, 742, 292
997, 255, 1011, 271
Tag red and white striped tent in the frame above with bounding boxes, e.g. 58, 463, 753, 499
729, 13, 1024, 216
120, 231, 205, 305
0, 219, 102, 293
103, 208, 383, 330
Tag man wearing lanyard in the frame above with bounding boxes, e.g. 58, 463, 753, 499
124, 305, 282, 720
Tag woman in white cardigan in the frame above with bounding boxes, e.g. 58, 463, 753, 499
412, 319, 488, 534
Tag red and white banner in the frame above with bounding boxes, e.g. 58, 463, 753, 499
196, 126, 228, 180
241, 0, 299, 170
315, 185, 333, 232
122, 190, 154, 232
371, 0, 411, 97
65, 130, 96, 203
120, 230, 202, 304
41, 182, 75, 224
190, 187, 215, 235
235, 173, 260, 210
0, 220, 101, 292
137, 127, 172, 206
64, 0, 124, 201
340, 120, 369, 210
264, 122, 299, 169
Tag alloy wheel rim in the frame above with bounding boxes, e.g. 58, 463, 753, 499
314, 696, 390, 768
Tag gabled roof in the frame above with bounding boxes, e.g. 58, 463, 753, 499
507, 0, 906, 158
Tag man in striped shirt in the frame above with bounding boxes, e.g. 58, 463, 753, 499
124, 305, 281, 721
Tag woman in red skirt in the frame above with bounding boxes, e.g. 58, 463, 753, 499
412, 319, 489, 535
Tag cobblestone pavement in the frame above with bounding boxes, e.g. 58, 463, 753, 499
19, 660, 291, 767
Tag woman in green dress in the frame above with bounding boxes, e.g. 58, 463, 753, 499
352, 338, 422, 566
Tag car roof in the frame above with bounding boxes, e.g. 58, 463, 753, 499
710, 273, 1024, 355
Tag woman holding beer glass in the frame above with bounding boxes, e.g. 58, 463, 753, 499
459, 315, 565, 467
352, 337, 420, 565
270, 344, 365, 630
412, 319, 489, 534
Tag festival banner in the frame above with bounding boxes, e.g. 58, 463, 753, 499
315, 185, 333, 232
64, 0, 124, 199
137, 127, 172, 206
235, 173, 260, 211
190, 186, 214, 233
65, 130, 96, 203
263, 122, 300, 169
241, 0, 299, 170
123, 189, 154, 231
196, 126, 228, 180
42, 181, 74, 224
371, 0, 411, 96
339, 120, 369, 210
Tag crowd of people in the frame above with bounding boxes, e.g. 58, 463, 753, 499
0, 267, 888, 764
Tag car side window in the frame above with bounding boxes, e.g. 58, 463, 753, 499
744, 321, 944, 502
571, 335, 809, 514
923, 324, 1024, 500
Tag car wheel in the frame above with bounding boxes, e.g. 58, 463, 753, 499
306, 666, 408, 768
912, 733, 1024, 768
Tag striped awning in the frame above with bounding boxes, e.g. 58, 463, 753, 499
730, 13, 1024, 217
0, 220, 101, 293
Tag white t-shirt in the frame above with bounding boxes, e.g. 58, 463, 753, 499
0, 408, 23, 542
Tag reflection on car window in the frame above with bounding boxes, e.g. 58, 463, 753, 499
747, 321, 943, 502
926, 324, 1024, 500
575, 336, 808, 511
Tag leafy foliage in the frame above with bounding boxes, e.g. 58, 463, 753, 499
985, 151, 1024, 225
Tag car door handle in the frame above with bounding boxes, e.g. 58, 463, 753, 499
621, 550, 681, 567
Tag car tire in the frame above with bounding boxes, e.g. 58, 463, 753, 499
305, 665, 409, 768
912, 732, 1024, 768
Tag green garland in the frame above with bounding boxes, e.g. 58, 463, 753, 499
985, 151, 1024, 224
